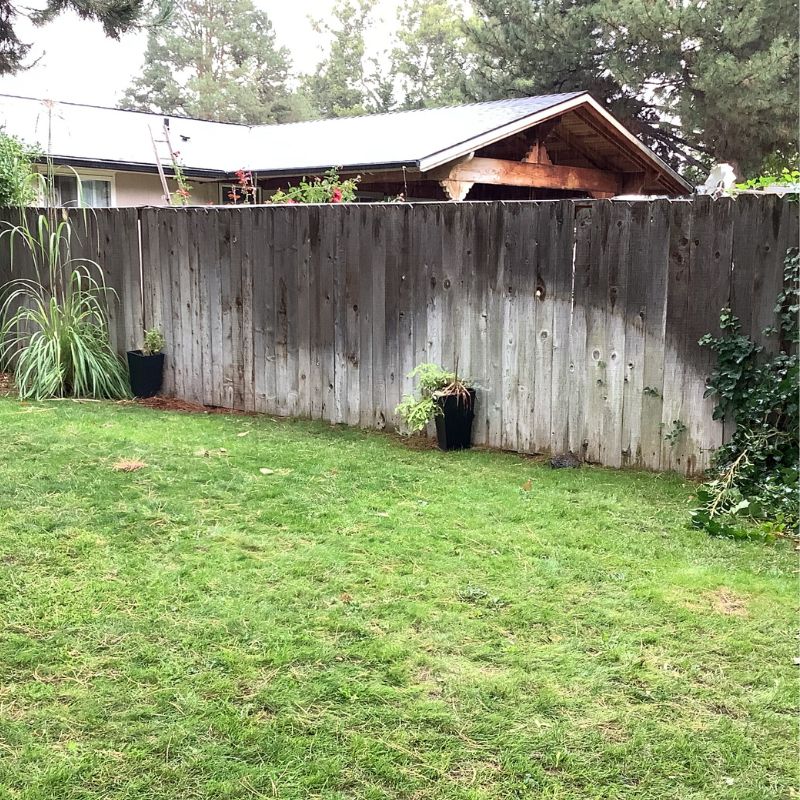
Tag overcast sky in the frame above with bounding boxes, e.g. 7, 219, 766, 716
0, 1, 400, 107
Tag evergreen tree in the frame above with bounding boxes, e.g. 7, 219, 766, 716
121, 0, 304, 124
304, 0, 393, 118
467, 0, 797, 173
391, 0, 472, 109
1, 0, 165, 75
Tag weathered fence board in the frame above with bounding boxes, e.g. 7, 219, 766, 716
1, 198, 796, 476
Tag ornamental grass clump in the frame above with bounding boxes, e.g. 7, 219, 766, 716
0, 212, 129, 400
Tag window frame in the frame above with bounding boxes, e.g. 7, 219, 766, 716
38, 168, 117, 208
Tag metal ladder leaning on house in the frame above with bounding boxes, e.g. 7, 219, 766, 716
148, 120, 179, 205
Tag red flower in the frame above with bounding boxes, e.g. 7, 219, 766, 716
176, 187, 190, 198
330, 188, 343, 203
285, 198, 297, 204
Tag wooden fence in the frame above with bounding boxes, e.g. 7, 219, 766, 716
1, 197, 796, 475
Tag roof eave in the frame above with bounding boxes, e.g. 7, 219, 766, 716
39, 156, 227, 180
232, 160, 421, 179
416, 93, 693, 195
416, 93, 590, 172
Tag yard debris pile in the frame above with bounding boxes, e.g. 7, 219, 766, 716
550, 452, 581, 469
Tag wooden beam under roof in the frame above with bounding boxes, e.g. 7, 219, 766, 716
433, 156, 623, 195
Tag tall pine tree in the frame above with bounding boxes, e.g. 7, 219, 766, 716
304, 0, 393, 118
121, 0, 306, 124
467, 0, 797, 173
390, 0, 472, 109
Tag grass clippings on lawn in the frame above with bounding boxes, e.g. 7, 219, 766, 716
0, 398, 795, 800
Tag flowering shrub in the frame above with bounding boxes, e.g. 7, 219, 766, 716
228, 169, 258, 204
270, 168, 358, 205
169, 150, 192, 206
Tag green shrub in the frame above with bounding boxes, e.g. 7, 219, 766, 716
270, 168, 358, 204
142, 327, 165, 355
692, 248, 799, 539
0, 213, 130, 400
0, 132, 38, 207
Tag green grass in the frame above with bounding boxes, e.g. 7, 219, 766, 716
0, 398, 795, 799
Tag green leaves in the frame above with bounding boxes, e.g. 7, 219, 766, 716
0, 213, 130, 401
693, 247, 799, 539
0, 133, 38, 207
270, 169, 359, 205
395, 362, 473, 434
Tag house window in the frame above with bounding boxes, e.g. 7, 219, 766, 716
53, 175, 112, 207
220, 184, 261, 205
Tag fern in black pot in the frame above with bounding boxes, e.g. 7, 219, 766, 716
396, 363, 476, 451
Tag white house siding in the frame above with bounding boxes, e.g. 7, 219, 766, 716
114, 172, 220, 207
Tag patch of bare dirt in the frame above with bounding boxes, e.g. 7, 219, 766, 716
112, 459, 148, 472
709, 588, 749, 616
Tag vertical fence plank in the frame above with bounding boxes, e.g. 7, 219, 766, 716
637, 200, 670, 470
343, 205, 361, 426
317, 206, 336, 422
305, 206, 322, 420
549, 199, 576, 456
383, 206, 401, 427
160, 210, 178, 396
660, 200, 694, 472
358, 207, 374, 428
567, 204, 591, 457
426, 204, 445, 372
620, 201, 652, 467
581, 200, 611, 463
195, 209, 213, 407
140, 209, 160, 335
412, 207, 429, 377
514, 203, 537, 453
501, 203, 521, 451
370, 207, 387, 429
396, 206, 416, 419
599, 201, 631, 468
531, 202, 556, 453
483, 203, 505, 449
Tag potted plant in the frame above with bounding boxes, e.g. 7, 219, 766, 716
127, 328, 165, 398
396, 363, 476, 451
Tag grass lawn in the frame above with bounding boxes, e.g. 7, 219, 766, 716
0, 398, 795, 800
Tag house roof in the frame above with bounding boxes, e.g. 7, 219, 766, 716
0, 92, 691, 192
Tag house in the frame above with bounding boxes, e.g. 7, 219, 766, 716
0, 92, 691, 206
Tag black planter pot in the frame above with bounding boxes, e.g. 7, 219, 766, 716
434, 389, 476, 451
127, 350, 165, 398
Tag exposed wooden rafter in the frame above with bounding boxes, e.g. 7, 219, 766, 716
433, 156, 622, 195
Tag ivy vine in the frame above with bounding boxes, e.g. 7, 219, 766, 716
692, 247, 799, 540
